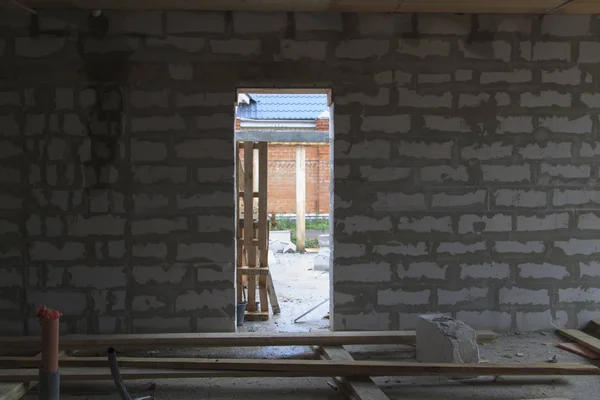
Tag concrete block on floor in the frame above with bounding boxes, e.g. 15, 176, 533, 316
313, 247, 330, 271
416, 314, 480, 365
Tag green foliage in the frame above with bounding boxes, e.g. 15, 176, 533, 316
271, 215, 328, 249
271, 216, 330, 232
305, 238, 319, 248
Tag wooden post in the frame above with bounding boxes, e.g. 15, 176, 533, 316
296, 146, 306, 253
243, 142, 256, 311
257, 142, 269, 313
236, 150, 244, 304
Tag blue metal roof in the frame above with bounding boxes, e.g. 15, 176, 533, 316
237, 94, 329, 120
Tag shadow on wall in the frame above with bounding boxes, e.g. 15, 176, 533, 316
76, 12, 133, 190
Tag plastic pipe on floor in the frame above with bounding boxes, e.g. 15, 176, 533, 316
37, 306, 61, 400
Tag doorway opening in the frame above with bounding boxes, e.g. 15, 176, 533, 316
234, 89, 333, 333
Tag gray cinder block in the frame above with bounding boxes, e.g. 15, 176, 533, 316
416, 314, 480, 365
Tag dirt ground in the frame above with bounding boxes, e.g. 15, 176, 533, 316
23, 254, 600, 400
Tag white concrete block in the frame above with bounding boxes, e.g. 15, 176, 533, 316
335, 40, 389, 59
518, 263, 569, 279
499, 287, 550, 305
378, 289, 431, 306
494, 241, 544, 254
460, 263, 510, 280
398, 262, 447, 280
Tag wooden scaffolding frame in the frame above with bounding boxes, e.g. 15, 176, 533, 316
236, 141, 280, 321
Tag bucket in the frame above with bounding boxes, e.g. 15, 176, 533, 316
236, 302, 247, 326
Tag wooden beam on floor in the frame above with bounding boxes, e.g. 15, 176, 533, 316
557, 329, 600, 355
0, 351, 64, 400
315, 346, 390, 400
0, 368, 309, 382
584, 319, 600, 335
0, 359, 598, 379
237, 267, 270, 276
242, 311, 269, 321
0, 330, 498, 353
0, 383, 31, 400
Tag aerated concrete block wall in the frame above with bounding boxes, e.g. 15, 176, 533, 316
0, 10, 599, 334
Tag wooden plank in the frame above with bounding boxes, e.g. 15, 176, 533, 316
0, 368, 311, 382
0, 330, 497, 352
243, 311, 270, 321
266, 272, 280, 314
238, 192, 259, 197
547, 0, 583, 13
236, 149, 244, 303
0, 351, 60, 400
557, 343, 600, 360
258, 142, 269, 313
258, 142, 268, 267
584, 319, 600, 335
243, 141, 256, 311
23, 0, 600, 14
557, 329, 600, 355
317, 346, 390, 400
238, 267, 270, 276
295, 145, 306, 253
1, 358, 598, 378
0, 383, 30, 400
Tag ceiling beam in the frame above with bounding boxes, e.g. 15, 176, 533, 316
395, 0, 407, 12
546, 0, 584, 13
6, 0, 37, 14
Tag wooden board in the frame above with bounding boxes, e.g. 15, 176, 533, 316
1, 358, 598, 378
557, 329, 600, 356
557, 342, 600, 360
0, 383, 30, 400
0, 368, 310, 382
0, 351, 61, 400
0, 330, 497, 352
20, 0, 600, 14
317, 346, 390, 400
243, 141, 257, 311
237, 267, 270, 276
266, 272, 280, 314
584, 319, 600, 335
236, 150, 244, 303
243, 311, 269, 321
257, 142, 269, 313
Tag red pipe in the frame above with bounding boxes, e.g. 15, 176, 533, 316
37, 306, 61, 373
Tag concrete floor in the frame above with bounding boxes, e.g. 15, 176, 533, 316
22, 255, 600, 400
24, 333, 600, 400
239, 253, 330, 334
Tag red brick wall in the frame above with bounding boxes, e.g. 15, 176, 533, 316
239, 144, 330, 215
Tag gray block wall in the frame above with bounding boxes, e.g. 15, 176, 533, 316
1, 10, 599, 334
